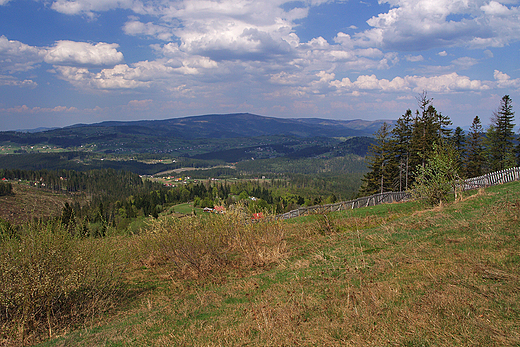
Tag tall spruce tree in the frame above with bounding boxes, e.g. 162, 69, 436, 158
450, 126, 465, 173
486, 95, 516, 171
465, 116, 485, 178
409, 93, 451, 171
391, 109, 413, 191
360, 122, 397, 195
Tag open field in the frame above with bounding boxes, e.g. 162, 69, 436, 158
2, 181, 519, 346
153, 165, 236, 177
0, 144, 68, 155
169, 202, 199, 215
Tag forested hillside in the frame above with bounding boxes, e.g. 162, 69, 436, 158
0, 114, 384, 156
0, 160, 366, 235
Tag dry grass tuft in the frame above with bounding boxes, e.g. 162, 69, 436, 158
134, 206, 288, 279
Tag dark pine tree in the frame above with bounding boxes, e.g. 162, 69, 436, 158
450, 126, 465, 173
465, 116, 485, 178
360, 123, 398, 195
391, 109, 413, 191
486, 95, 516, 171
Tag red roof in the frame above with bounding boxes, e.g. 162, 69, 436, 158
214, 206, 226, 213
252, 212, 264, 219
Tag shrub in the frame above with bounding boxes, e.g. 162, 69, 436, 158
411, 142, 462, 206
0, 181, 12, 196
0, 221, 128, 344
137, 205, 287, 278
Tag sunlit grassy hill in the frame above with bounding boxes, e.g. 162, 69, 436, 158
2, 181, 519, 346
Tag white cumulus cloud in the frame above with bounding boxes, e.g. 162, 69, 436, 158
50, 0, 146, 18
494, 69, 520, 89
356, 0, 520, 50
405, 54, 424, 62
0, 36, 43, 72
331, 72, 491, 93
0, 75, 37, 87
407, 72, 490, 92
54, 64, 152, 90
44, 41, 124, 67
123, 18, 174, 41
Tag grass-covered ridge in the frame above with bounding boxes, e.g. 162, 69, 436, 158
2, 181, 520, 346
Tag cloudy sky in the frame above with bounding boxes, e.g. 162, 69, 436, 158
1, 0, 519, 131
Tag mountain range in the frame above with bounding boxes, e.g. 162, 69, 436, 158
61, 113, 391, 139
1, 113, 391, 158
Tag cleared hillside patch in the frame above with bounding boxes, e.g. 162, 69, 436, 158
0, 183, 75, 224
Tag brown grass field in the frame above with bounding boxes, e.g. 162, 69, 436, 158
1, 181, 519, 346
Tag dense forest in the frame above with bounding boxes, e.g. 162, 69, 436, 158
360, 93, 518, 195
0, 163, 364, 237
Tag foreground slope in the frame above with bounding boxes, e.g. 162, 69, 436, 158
37, 181, 520, 346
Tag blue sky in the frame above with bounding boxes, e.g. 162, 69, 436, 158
1, 0, 519, 131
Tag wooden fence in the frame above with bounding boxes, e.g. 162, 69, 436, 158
275, 167, 520, 221
461, 167, 520, 190
276, 191, 411, 220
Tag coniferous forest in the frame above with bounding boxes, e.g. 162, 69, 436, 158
359, 93, 517, 196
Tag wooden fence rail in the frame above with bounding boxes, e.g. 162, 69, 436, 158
275, 167, 520, 221
275, 191, 411, 220
461, 167, 520, 190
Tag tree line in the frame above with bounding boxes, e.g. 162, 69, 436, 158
360, 93, 517, 196
0, 168, 325, 237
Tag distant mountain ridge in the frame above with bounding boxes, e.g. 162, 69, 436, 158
1, 113, 391, 156
60, 113, 393, 139
14, 127, 59, 133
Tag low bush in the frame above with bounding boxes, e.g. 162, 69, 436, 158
411, 142, 462, 206
136, 205, 287, 279
0, 221, 128, 345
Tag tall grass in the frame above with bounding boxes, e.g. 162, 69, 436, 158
0, 222, 128, 345
1, 205, 289, 345
136, 205, 287, 279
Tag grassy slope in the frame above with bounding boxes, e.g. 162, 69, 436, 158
38, 182, 520, 346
